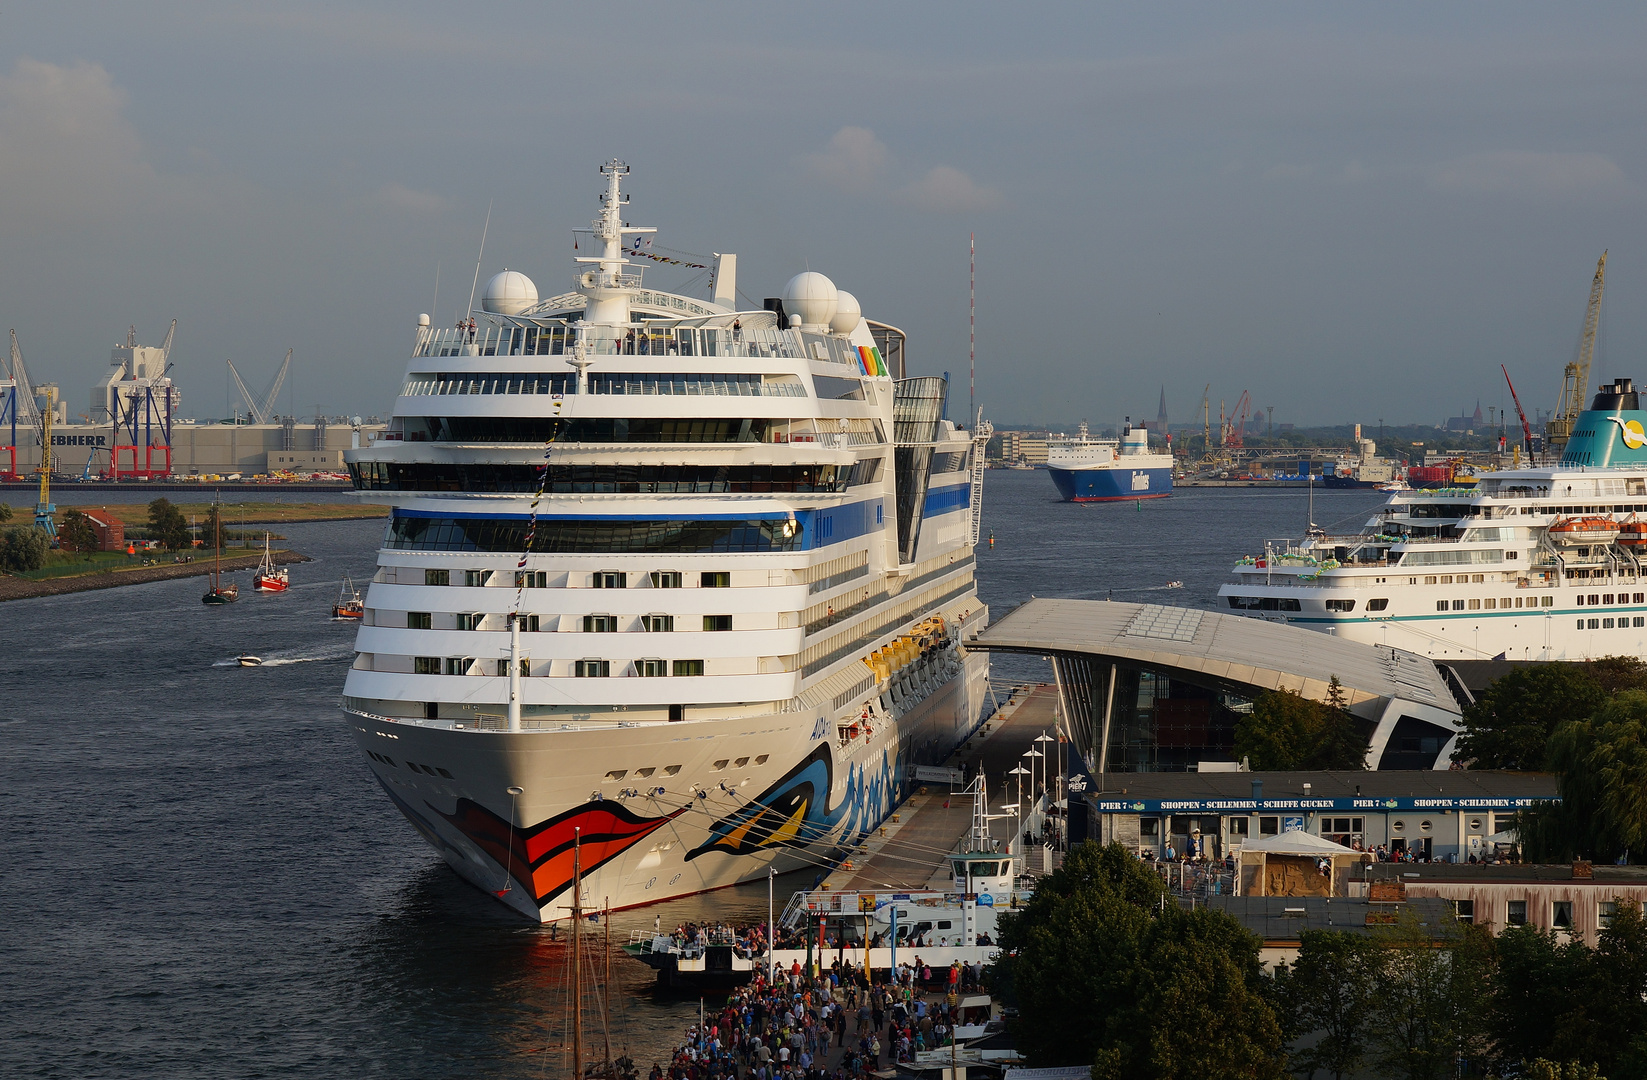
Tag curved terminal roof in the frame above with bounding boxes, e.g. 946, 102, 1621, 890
969, 598, 1462, 718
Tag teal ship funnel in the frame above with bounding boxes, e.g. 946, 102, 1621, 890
1559, 378, 1647, 468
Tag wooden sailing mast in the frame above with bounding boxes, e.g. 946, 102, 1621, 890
572, 828, 583, 1080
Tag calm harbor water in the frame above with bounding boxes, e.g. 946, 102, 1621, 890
0, 473, 1384, 1078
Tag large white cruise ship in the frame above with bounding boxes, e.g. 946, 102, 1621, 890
340, 162, 990, 920
1217, 377, 1647, 663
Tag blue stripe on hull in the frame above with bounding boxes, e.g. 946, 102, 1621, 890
1049, 466, 1173, 502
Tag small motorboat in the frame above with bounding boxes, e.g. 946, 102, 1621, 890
1164, 580, 1184, 589
252, 533, 288, 592
1376, 478, 1411, 493
1547, 515, 1620, 547
236, 655, 263, 667
331, 575, 364, 620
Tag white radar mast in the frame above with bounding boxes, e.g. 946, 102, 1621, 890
574, 160, 656, 325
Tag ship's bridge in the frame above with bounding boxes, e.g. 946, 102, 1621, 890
970, 598, 1466, 773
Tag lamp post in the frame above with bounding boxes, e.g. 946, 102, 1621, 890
1024, 748, 1044, 820
1008, 765, 1029, 827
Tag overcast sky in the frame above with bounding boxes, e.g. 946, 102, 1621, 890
1, 2, 1643, 430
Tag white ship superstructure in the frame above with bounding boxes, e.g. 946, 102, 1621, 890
340, 162, 988, 920
1218, 378, 1647, 663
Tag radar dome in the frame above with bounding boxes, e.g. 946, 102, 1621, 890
830, 290, 862, 334
481, 269, 538, 315
782, 271, 838, 330
417, 313, 431, 327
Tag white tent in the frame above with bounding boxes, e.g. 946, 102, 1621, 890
1238, 830, 1369, 896
1239, 831, 1359, 857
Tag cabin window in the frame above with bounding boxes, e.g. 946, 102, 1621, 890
456, 613, 484, 631
444, 657, 470, 675
496, 658, 529, 676
407, 612, 432, 629
516, 570, 547, 588
1605, 594, 1616, 605
414, 656, 440, 674
704, 615, 733, 631
642, 614, 674, 632
1325, 599, 1355, 612
702, 571, 730, 588
1367, 598, 1389, 611
651, 571, 682, 588
425, 569, 450, 586
1542, 596, 1554, 607
1452, 600, 1465, 611
673, 660, 704, 676
1589, 619, 1601, 630
584, 614, 618, 633
1468, 599, 1481, 610
637, 658, 668, 677
465, 569, 491, 587
1436, 601, 1449, 612
594, 571, 627, 589
575, 659, 610, 677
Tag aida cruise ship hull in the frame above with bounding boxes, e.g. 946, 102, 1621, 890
340, 161, 990, 920
1218, 378, 1647, 664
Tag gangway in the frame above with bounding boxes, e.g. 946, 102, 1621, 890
969, 408, 992, 546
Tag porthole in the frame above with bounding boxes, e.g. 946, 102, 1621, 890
1391, 820, 1406, 833
1468, 818, 1483, 831
604, 770, 627, 782
754, 755, 769, 765
634, 767, 655, 778
1419, 820, 1433, 833
663, 765, 682, 776
734, 757, 750, 767
712, 759, 729, 770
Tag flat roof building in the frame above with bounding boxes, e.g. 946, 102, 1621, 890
970, 598, 1468, 772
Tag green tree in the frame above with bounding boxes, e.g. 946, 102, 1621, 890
1366, 912, 1491, 1080
58, 509, 98, 557
1490, 925, 1594, 1068
1590, 898, 1647, 1079
1235, 681, 1368, 770
0, 502, 11, 522
1456, 664, 1606, 770
992, 843, 1287, 1080
147, 497, 190, 550
1281, 930, 1379, 1080
0, 525, 48, 571
1095, 906, 1285, 1080
1520, 693, 1647, 863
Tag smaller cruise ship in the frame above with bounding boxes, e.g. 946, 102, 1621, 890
1047, 420, 1174, 502
1218, 377, 1647, 663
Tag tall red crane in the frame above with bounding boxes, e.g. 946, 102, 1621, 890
1226, 391, 1252, 449
1502, 364, 1535, 459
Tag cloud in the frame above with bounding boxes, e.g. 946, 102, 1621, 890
0, 58, 160, 225
1429, 151, 1629, 198
898, 165, 1001, 213
376, 182, 444, 214
1261, 162, 1314, 181
803, 126, 889, 192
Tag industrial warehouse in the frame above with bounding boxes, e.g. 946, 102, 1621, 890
0, 323, 381, 480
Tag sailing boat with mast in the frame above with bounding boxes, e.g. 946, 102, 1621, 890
252, 532, 288, 592
557, 831, 636, 1080
201, 498, 239, 604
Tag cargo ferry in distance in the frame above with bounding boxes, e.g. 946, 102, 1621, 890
1218, 377, 1647, 664
339, 161, 990, 921
1047, 420, 1174, 501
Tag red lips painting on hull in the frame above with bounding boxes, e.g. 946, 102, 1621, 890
438, 798, 686, 909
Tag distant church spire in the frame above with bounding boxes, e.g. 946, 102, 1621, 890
1157, 386, 1168, 430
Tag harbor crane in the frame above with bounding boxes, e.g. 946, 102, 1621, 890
1547, 251, 1607, 451
226, 349, 292, 425
1502, 364, 1536, 461
1225, 390, 1253, 449
3, 330, 54, 535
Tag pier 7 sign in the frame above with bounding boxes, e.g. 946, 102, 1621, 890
1091, 796, 1555, 813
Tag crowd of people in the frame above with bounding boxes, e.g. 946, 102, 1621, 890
647, 952, 988, 1080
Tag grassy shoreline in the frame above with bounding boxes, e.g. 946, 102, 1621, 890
0, 548, 312, 602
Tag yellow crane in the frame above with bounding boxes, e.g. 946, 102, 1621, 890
1547, 251, 1607, 451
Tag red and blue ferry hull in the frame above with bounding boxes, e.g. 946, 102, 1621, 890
1049, 465, 1174, 502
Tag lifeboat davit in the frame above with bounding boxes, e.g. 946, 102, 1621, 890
1548, 516, 1621, 546
1618, 518, 1647, 547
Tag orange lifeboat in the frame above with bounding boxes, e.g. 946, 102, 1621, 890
1619, 518, 1647, 547
1548, 516, 1621, 546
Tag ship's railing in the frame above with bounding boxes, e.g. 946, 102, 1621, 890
413, 320, 864, 365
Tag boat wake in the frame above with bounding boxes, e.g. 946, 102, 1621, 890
214, 643, 354, 668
